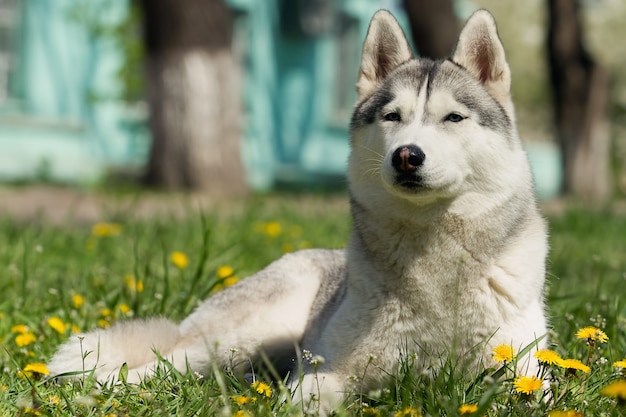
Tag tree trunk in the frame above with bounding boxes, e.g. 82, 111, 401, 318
402, 0, 459, 59
547, 0, 611, 202
140, 0, 247, 194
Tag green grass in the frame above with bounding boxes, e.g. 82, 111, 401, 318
0, 194, 625, 416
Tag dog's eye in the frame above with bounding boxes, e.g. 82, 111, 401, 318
444, 113, 465, 123
383, 112, 401, 122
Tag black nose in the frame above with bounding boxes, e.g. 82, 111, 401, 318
391, 145, 425, 173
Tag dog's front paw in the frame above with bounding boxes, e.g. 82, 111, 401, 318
291, 372, 344, 416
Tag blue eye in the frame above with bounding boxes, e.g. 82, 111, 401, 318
445, 113, 465, 123
383, 112, 401, 122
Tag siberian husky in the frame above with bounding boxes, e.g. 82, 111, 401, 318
48, 9, 548, 413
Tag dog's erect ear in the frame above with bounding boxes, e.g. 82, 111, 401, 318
452, 10, 512, 108
357, 10, 413, 99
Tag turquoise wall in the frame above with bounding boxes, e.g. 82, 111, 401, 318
0, 0, 148, 183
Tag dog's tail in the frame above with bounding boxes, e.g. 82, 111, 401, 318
47, 317, 181, 383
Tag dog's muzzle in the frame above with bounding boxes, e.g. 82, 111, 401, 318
392, 145, 425, 189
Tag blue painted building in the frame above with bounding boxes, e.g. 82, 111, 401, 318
0, 0, 409, 188
0, 0, 147, 184
0, 0, 560, 196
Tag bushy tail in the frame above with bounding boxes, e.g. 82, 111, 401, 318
47, 318, 181, 383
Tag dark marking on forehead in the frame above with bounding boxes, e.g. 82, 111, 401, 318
430, 60, 512, 134
350, 88, 395, 130
350, 60, 432, 131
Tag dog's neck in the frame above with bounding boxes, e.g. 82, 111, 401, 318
348, 191, 535, 289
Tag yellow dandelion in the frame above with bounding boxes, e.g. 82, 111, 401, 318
47, 317, 68, 335
492, 344, 516, 363
124, 274, 144, 293
217, 265, 234, 279
458, 403, 479, 415
251, 381, 272, 397
613, 360, 626, 369
100, 307, 112, 317
601, 379, 626, 400
559, 358, 591, 373
232, 411, 251, 417
98, 319, 110, 328
23, 362, 50, 376
513, 375, 543, 395
71, 324, 81, 333
223, 276, 239, 288
362, 407, 382, 417
47, 395, 60, 406
263, 221, 281, 237
72, 294, 85, 309
11, 324, 29, 334
170, 251, 189, 269
15, 332, 36, 347
91, 222, 122, 237
118, 303, 132, 315
549, 411, 583, 417
230, 395, 256, 406
535, 349, 563, 365
394, 407, 421, 417
22, 407, 41, 416
575, 326, 608, 343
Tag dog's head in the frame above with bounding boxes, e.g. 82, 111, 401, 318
349, 10, 534, 216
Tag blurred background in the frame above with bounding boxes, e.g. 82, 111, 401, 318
0, 0, 624, 203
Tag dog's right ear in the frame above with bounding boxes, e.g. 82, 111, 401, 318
357, 10, 413, 99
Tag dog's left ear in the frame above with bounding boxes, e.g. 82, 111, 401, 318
453, 10, 512, 108
357, 10, 413, 99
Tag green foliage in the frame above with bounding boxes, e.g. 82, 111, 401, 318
0, 196, 625, 416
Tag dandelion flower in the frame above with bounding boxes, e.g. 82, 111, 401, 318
72, 294, 85, 309
47, 395, 60, 406
11, 324, 29, 334
91, 222, 122, 237
559, 358, 591, 373
223, 276, 239, 288
458, 403, 478, 415
232, 411, 251, 417
47, 317, 68, 335
535, 349, 563, 365
492, 344, 516, 363
613, 360, 626, 370
217, 265, 234, 279
124, 274, 144, 292
394, 407, 421, 417
23, 362, 50, 376
170, 251, 189, 269
575, 326, 608, 343
549, 411, 583, 417
262, 222, 281, 237
118, 303, 132, 315
601, 379, 626, 400
513, 375, 543, 395
15, 332, 36, 347
230, 395, 256, 406
361, 407, 382, 417
251, 381, 272, 397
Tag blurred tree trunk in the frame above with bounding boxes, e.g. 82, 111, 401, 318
139, 0, 247, 194
547, 0, 611, 202
402, 0, 459, 59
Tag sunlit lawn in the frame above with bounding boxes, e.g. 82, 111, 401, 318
0, 193, 625, 416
